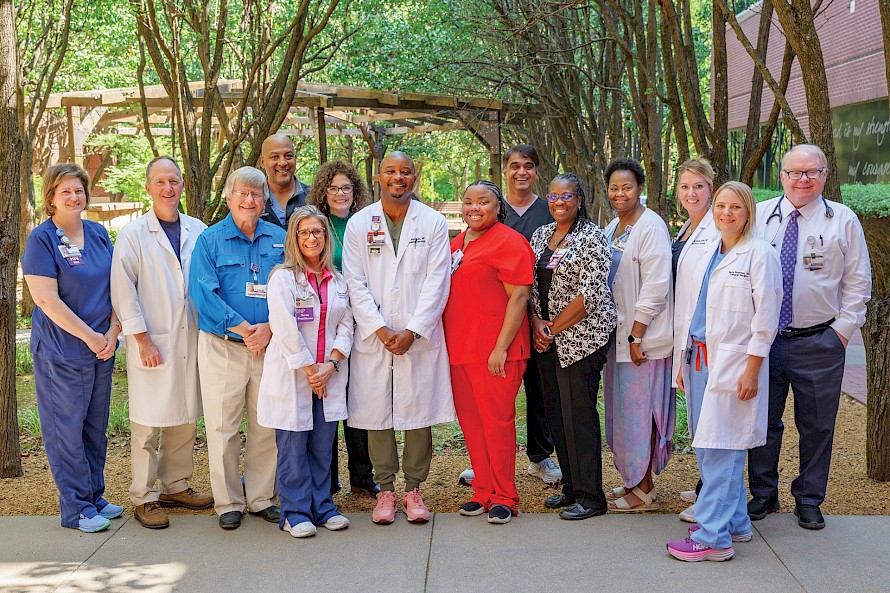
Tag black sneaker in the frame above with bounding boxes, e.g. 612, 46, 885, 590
487, 504, 513, 524
459, 501, 486, 516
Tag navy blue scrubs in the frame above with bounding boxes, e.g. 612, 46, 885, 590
22, 219, 116, 528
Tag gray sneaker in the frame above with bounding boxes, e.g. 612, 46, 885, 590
528, 458, 562, 484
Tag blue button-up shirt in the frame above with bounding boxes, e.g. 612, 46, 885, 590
190, 214, 286, 337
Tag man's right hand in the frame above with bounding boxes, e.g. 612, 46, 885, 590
135, 333, 163, 367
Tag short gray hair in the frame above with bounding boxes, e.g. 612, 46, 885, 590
223, 166, 268, 199
781, 144, 828, 170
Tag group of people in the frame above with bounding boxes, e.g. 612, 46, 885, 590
23, 135, 870, 562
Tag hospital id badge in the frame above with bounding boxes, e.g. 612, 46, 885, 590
294, 296, 314, 321
546, 248, 567, 270
245, 282, 267, 298
58, 244, 83, 266
803, 252, 824, 271
451, 249, 463, 275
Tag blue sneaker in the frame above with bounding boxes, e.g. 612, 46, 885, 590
98, 503, 124, 520
78, 514, 111, 533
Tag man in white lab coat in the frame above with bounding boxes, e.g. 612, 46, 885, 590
342, 151, 454, 525
111, 157, 213, 529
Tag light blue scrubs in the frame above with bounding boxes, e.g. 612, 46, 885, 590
684, 245, 751, 550
21, 219, 116, 528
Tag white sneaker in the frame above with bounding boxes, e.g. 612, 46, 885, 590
680, 490, 698, 503
528, 458, 562, 484
285, 520, 317, 538
679, 503, 696, 523
458, 468, 474, 486
323, 515, 350, 531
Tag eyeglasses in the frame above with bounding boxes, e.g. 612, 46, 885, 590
783, 169, 824, 180
297, 228, 326, 239
231, 189, 264, 200
545, 192, 578, 202
326, 184, 354, 195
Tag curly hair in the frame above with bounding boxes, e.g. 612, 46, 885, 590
306, 159, 372, 216
604, 157, 646, 188
463, 180, 507, 223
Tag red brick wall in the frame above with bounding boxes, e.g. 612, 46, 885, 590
725, 0, 885, 137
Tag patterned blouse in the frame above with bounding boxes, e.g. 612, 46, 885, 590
530, 218, 617, 369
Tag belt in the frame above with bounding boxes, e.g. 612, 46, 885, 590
778, 320, 834, 339
211, 333, 245, 344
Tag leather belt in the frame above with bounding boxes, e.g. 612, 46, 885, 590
212, 333, 245, 344
778, 320, 834, 339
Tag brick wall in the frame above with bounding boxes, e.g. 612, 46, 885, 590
725, 0, 885, 136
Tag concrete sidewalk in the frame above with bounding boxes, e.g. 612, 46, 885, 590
2, 513, 887, 593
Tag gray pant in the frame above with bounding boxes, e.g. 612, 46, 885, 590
367, 428, 433, 492
748, 328, 846, 506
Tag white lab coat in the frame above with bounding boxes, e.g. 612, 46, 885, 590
675, 236, 782, 450
604, 208, 674, 362
342, 200, 455, 430
671, 211, 719, 387
111, 210, 206, 427
257, 268, 353, 432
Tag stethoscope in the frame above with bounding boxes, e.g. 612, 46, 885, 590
765, 195, 834, 245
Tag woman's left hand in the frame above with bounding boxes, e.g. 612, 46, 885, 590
629, 342, 647, 366
307, 362, 336, 395
97, 327, 120, 361
737, 366, 759, 400
488, 346, 508, 378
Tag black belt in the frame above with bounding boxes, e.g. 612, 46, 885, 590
778, 320, 834, 339
211, 333, 245, 344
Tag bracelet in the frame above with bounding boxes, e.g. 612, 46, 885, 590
329, 360, 340, 372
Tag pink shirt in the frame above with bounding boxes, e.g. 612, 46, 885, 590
307, 268, 333, 363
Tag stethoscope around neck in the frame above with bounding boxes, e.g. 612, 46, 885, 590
765, 195, 834, 245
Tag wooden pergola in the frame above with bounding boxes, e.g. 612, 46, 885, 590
46, 80, 530, 190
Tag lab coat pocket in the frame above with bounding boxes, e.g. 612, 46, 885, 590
404, 243, 429, 274
709, 343, 748, 394
724, 279, 753, 313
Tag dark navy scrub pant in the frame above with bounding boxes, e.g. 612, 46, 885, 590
276, 394, 339, 529
748, 328, 847, 506
33, 347, 115, 528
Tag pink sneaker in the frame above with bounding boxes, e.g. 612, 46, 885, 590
689, 523, 753, 543
666, 537, 735, 562
372, 491, 397, 524
402, 488, 430, 523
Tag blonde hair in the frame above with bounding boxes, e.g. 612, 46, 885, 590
274, 205, 338, 279
713, 181, 756, 241
675, 158, 715, 217
43, 163, 90, 217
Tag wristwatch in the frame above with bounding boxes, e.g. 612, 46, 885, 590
329, 360, 340, 372
627, 334, 642, 343
412, 331, 422, 340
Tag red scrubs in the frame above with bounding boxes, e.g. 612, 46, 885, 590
443, 222, 535, 511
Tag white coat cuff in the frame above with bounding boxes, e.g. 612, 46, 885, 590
831, 320, 856, 341
331, 335, 352, 357
633, 311, 655, 326
287, 352, 315, 370
121, 317, 147, 336
746, 340, 772, 359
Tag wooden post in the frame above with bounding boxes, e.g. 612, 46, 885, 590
316, 106, 328, 164
65, 106, 84, 166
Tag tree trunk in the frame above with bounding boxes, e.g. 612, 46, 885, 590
0, 0, 23, 478
740, 0, 773, 179
710, 2, 729, 184
860, 217, 890, 480
771, 0, 840, 200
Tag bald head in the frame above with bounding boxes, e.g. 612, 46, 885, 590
378, 151, 416, 201
260, 133, 296, 191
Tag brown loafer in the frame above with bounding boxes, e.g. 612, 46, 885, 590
159, 488, 214, 510
135, 501, 170, 529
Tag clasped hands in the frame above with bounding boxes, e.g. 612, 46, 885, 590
376, 326, 415, 356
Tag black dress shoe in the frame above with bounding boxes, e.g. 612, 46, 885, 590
794, 503, 825, 530
559, 502, 607, 520
544, 493, 575, 509
249, 505, 281, 523
350, 479, 380, 497
219, 511, 242, 530
747, 495, 780, 520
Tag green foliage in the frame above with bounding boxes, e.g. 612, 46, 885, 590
15, 342, 33, 375
84, 134, 170, 203
753, 184, 890, 218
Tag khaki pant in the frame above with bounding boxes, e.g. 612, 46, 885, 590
198, 332, 277, 515
129, 420, 197, 505
367, 427, 432, 492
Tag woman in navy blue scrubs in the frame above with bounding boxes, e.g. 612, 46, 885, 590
22, 163, 123, 533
